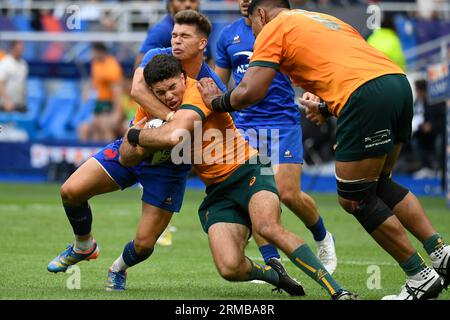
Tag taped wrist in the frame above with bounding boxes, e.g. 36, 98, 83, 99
127, 128, 141, 146
211, 89, 235, 113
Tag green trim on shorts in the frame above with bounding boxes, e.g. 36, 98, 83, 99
180, 104, 206, 120
249, 61, 280, 70
198, 156, 279, 233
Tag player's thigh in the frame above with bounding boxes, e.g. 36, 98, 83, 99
135, 202, 173, 247
248, 190, 282, 232
335, 157, 386, 181
381, 144, 403, 176
61, 158, 120, 202
273, 163, 302, 195
208, 222, 250, 269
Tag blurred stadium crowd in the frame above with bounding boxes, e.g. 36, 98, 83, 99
0, 0, 449, 180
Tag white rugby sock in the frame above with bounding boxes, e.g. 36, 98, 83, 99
111, 255, 129, 272
74, 237, 95, 253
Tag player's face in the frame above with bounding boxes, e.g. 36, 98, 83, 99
171, 24, 207, 60
151, 74, 186, 110
239, 0, 252, 17
171, 0, 200, 14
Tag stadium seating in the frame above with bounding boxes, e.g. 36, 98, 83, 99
69, 96, 96, 132
11, 15, 31, 31
37, 81, 78, 140
0, 78, 45, 139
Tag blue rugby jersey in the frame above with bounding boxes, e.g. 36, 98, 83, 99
140, 47, 226, 92
216, 18, 300, 127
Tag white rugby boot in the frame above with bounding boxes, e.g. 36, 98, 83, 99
382, 267, 444, 300
430, 244, 450, 289
316, 231, 337, 275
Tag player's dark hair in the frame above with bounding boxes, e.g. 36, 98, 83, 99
248, 0, 291, 16
92, 42, 107, 52
143, 54, 185, 86
174, 9, 212, 37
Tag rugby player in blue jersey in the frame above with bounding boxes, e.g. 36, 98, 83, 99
214, 0, 337, 274
134, 0, 206, 246
46, 11, 227, 291
134, 0, 200, 68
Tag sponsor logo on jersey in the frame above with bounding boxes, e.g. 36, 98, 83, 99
232, 35, 241, 44
233, 51, 253, 74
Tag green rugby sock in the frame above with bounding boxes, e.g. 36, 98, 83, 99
289, 244, 343, 296
423, 233, 445, 255
248, 258, 279, 286
399, 252, 427, 277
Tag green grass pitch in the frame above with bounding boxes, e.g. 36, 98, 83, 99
0, 182, 449, 300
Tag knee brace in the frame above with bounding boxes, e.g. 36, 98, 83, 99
377, 174, 409, 210
337, 179, 393, 233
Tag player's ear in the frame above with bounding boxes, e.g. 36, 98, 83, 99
258, 8, 268, 26
199, 38, 207, 51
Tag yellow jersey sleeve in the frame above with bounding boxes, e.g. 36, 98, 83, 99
249, 17, 283, 70
179, 78, 212, 121
132, 106, 150, 126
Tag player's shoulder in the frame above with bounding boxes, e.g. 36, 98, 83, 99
228, 17, 246, 31
264, 9, 294, 29
180, 78, 210, 120
219, 18, 245, 41
182, 78, 202, 101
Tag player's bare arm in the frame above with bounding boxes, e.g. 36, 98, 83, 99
133, 109, 201, 152
131, 67, 174, 120
198, 66, 276, 111
134, 53, 145, 70
214, 66, 232, 88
